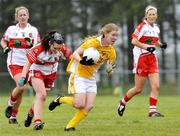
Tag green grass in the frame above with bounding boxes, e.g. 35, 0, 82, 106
0, 95, 180, 136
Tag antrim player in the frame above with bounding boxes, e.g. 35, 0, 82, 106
117, 5, 167, 117
1, 6, 40, 124
49, 23, 119, 131
18, 31, 72, 130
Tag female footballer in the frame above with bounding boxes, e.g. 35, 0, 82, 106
117, 5, 167, 117
18, 31, 72, 130
48, 23, 119, 131
1, 6, 40, 124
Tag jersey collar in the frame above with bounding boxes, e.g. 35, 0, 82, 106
96, 35, 103, 46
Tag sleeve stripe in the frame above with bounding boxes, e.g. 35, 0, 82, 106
27, 52, 36, 63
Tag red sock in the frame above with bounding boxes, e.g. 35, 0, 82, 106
34, 119, 41, 124
10, 95, 16, 102
120, 94, 129, 106
124, 95, 129, 102
9, 95, 17, 106
11, 108, 18, 117
149, 97, 157, 113
149, 97, 157, 106
28, 107, 34, 117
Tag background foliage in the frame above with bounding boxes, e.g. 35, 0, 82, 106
0, 0, 180, 95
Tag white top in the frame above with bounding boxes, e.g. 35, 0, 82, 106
132, 20, 160, 57
2, 23, 40, 66
27, 45, 71, 75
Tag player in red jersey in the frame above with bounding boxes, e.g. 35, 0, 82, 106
1, 6, 40, 124
117, 5, 167, 117
18, 31, 72, 130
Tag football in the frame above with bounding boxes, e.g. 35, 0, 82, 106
83, 47, 100, 63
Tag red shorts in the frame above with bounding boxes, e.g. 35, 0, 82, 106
28, 70, 57, 89
136, 53, 159, 77
8, 65, 23, 77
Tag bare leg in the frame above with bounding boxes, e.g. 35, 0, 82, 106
31, 77, 47, 122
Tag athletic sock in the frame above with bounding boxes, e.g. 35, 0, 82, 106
28, 107, 34, 117
34, 119, 42, 124
9, 116, 16, 119
66, 109, 87, 129
11, 108, 18, 117
60, 96, 73, 106
120, 94, 129, 106
149, 97, 157, 113
8, 95, 17, 106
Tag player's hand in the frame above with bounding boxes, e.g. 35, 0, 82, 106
25, 37, 33, 47
160, 42, 167, 49
146, 47, 156, 53
80, 56, 94, 65
3, 46, 10, 54
18, 77, 26, 87
106, 61, 116, 76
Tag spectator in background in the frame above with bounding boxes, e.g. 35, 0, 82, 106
117, 5, 167, 117
48, 23, 119, 131
18, 31, 72, 130
0, 6, 40, 124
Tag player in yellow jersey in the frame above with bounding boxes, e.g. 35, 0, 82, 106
49, 23, 119, 131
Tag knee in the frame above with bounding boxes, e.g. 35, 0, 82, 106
85, 104, 94, 112
74, 101, 85, 109
151, 84, 160, 92
134, 87, 143, 94
37, 92, 47, 101
16, 86, 26, 94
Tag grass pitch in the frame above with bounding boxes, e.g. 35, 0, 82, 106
0, 95, 180, 136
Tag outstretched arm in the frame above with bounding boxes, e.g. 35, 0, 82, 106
21, 60, 32, 77
18, 60, 32, 87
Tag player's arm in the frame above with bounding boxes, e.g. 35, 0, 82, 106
18, 60, 32, 87
72, 47, 84, 62
132, 37, 148, 49
1, 38, 10, 54
106, 49, 117, 76
155, 40, 167, 49
18, 47, 38, 87
1, 38, 7, 48
106, 61, 116, 77
132, 38, 155, 53
60, 44, 72, 60
73, 47, 94, 65
21, 60, 32, 77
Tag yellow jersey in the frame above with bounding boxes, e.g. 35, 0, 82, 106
66, 35, 116, 78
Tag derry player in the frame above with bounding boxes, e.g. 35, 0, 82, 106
117, 5, 167, 117
18, 31, 72, 130
1, 6, 40, 124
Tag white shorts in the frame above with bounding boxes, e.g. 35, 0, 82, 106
68, 74, 97, 94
